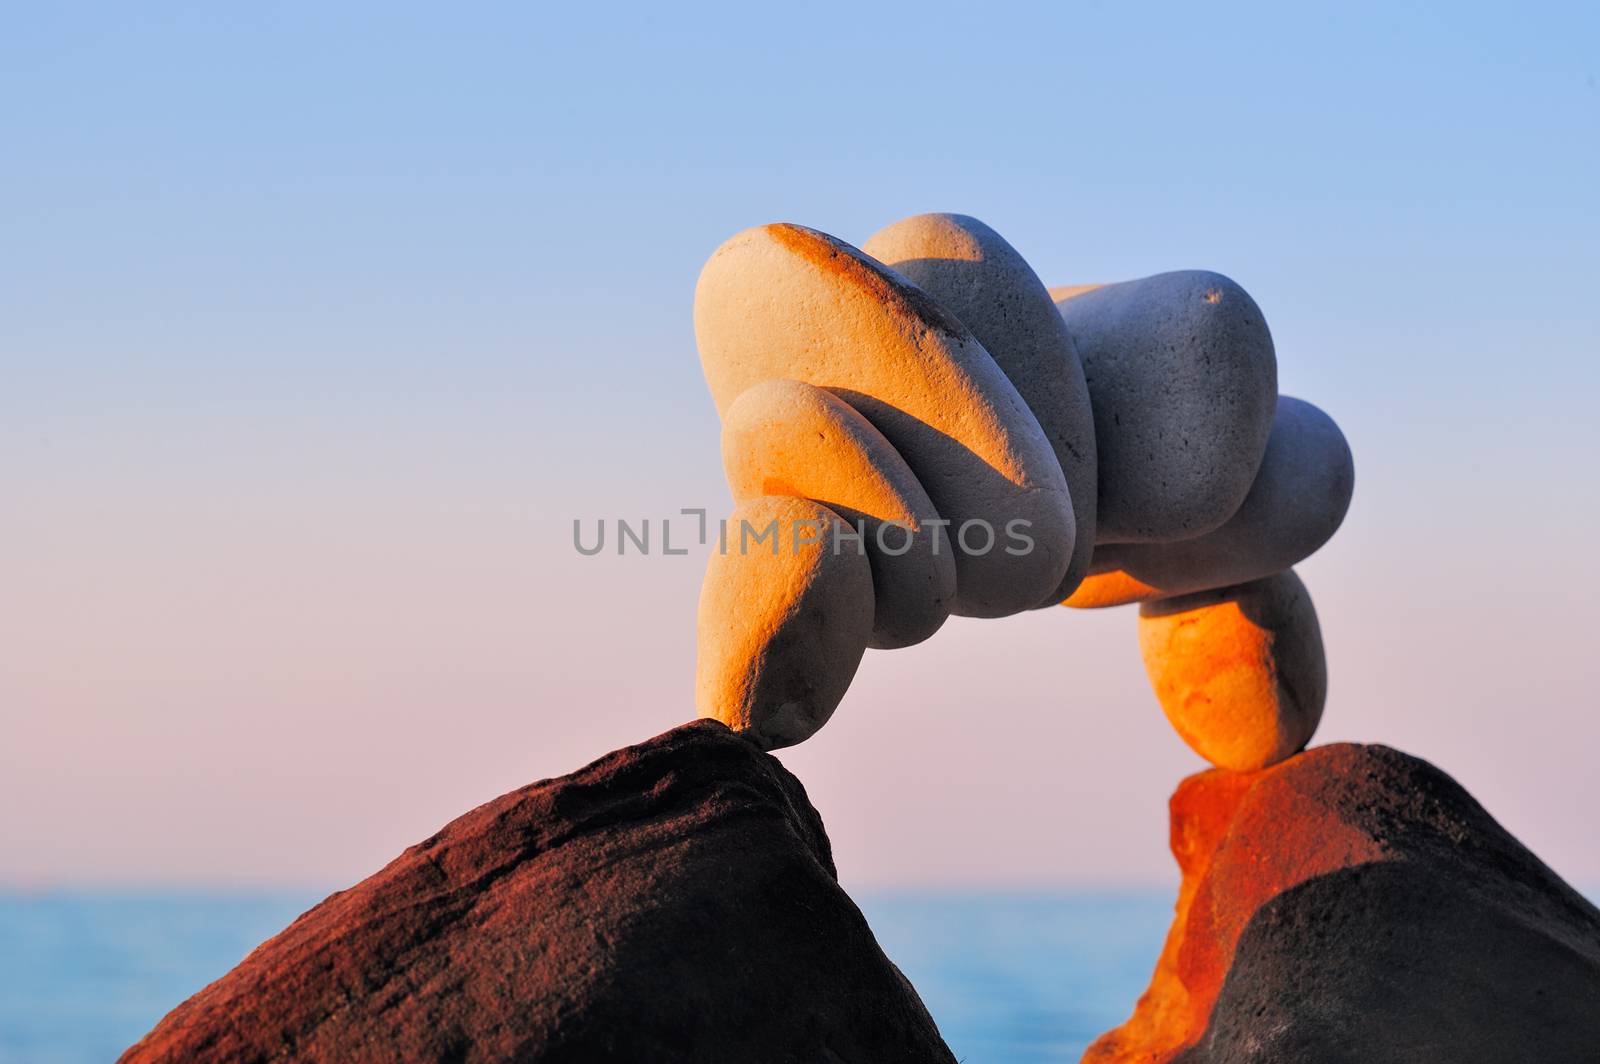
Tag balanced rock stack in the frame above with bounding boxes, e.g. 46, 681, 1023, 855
694, 214, 1353, 769
119, 219, 1600, 1064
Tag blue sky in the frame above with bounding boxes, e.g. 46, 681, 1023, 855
3, 2, 1598, 888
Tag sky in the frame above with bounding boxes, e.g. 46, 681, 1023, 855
3, 2, 1597, 893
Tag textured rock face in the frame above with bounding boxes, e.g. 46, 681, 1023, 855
1086, 743, 1600, 1064
122, 721, 956, 1064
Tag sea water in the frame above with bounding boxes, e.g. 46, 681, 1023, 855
0, 891, 1173, 1064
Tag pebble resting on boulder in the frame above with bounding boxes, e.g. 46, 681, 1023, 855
694, 213, 1352, 767
1138, 570, 1326, 771
696, 495, 875, 750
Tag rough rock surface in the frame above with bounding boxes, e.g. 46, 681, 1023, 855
122, 720, 956, 1064
1086, 743, 1600, 1063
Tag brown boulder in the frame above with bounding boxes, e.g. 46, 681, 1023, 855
1087, 743, 1600, 1063
121, 720, 956, 1064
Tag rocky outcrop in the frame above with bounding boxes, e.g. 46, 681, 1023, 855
121, 720, 956, 1064
1086, 743, 1600, 1063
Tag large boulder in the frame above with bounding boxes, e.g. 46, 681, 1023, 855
1086, 743, 1600, 1063
121, 720, 956, 1064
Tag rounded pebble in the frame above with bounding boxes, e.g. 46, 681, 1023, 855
1137, 570, 1326, 771
1065, 395, 1353, 608
722, 379, 955, 649
864, 214, 1098, 603
696, 222, 1074, 618
1055, 272, 1277, 543
695, 496, 875, 750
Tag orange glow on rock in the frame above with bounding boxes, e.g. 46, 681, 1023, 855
1059, 568, 1161, 608
1084, 747, 1390, 1062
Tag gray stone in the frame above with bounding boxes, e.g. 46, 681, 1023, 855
1054, 272, 1277, 543
696, 223, 1075, 618
695, 495, 875, 750
864, 214, 1097, 603
721, 379, 955, 650
1101, 395, 1354, 600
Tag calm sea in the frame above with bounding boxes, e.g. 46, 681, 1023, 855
0, 890, 1173, 1063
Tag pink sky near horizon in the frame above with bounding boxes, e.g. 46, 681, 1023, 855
4, 358, 1598, 893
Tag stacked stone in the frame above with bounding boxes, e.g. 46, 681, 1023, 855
693, 215, 1353, 770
